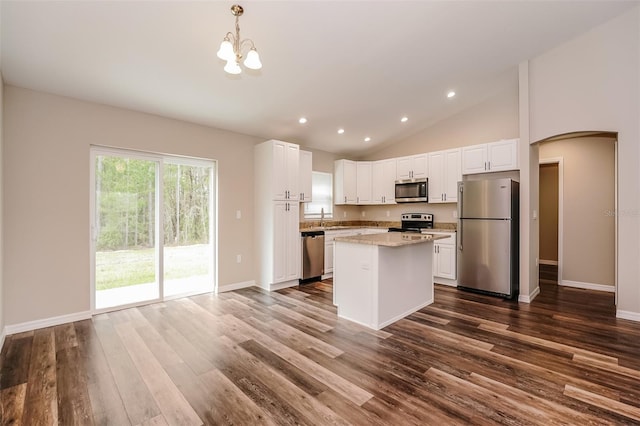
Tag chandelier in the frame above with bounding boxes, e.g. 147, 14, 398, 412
216, 4, 262, 75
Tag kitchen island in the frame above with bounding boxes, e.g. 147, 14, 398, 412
333, 232, 447, 330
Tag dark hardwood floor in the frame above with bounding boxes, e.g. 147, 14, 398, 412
2, 280, 640, 425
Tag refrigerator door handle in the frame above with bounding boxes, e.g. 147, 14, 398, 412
458, 221, 463, 251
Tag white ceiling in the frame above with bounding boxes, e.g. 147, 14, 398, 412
1, 1, 636, 156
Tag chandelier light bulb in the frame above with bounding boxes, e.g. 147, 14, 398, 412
224, 60, 242, 75
244, 48, 262, 70
217, 39, 235, 61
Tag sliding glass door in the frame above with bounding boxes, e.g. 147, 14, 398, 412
91, 148, 215, 312
163, 160, 214, 298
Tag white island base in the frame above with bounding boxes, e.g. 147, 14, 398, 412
334, 233, 438, 330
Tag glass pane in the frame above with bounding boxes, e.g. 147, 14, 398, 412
95, 155, 158, 309
163, 163, 214, 297
305, 171, 333, 218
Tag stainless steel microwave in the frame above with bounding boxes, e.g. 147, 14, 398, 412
395, 178, 428, 203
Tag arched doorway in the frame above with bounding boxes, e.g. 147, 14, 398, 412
534, 131, 617, 307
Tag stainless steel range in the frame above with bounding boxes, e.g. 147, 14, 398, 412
388, 213, 434, 233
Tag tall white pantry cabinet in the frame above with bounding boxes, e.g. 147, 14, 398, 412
255, 140, 302, 291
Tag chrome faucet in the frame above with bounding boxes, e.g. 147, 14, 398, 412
320, 207, 325, 227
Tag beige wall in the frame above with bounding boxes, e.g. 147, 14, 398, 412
539, 163, 558, 262
539, 137, 615, 287
357, 85, 519, 224
529, 7, 639, 313
3, 86, 262, 326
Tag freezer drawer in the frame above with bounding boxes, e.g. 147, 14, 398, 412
457, 219, 516, 297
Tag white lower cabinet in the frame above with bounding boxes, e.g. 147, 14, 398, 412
273, 202, 300, 284
431, 232, 457, 282
324, 239, 334, 275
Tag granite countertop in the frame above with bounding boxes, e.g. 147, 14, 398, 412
334, 232, 448, 247
300, 221, 457, 233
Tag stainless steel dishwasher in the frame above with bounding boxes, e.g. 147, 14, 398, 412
300, 230, 325, 282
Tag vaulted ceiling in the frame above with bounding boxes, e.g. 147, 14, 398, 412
1, 1, 635, 155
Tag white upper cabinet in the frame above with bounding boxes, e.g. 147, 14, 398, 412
356, 161, 372, 204
487, 139, 519, 172
396, 154, 428, 180
334, 159, 357, 205
462, 139, 519, 175
270, 140, 299, 200
299, 150, 313, 202
372, 159, 396, 204
428, 149, 461, 203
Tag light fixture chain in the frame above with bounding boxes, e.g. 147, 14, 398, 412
234, 15, 242, 61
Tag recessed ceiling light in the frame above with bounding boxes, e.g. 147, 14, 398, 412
337, 128, 345, 134
364, 137, 371, 142
447, 91, 456, 98
298, 117, 307, 124
401, 116, 408, 123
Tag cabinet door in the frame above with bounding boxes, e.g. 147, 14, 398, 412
356, 162, 372, 204
488, 139, 519, 172
435, 244, 456, 279
372, 159, 396, 204
411, 154, 428, 179
285, 203, 300, 281
273, 202, 287, 282
428, 151, 445, 203
461, 144, 488, 175
443, 149, 461, 202
396, 156, 413, 180
343, 160, 357, 204
324, 242, 334, 274
285, 143, 300, 200
299, 150, 312, 202
272, 141, 288, 200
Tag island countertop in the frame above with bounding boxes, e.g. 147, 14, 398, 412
334, 232, 449, 247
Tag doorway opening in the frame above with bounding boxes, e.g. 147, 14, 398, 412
536, 131, 617, 303
90, 147, 216, 312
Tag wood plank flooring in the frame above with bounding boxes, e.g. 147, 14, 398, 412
2, 280, 640, 425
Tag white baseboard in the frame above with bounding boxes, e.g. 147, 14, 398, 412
433, 278, 457, 287
0, 326, 6, 352
518, 286, 540, 303
5, 310, 92, 335
377, 299, 434, 330
216, 280, 256, 294
560, 280, 615, 293
616, 310, 640, 322
539, 259, 558, 266
267, 279, 299, 292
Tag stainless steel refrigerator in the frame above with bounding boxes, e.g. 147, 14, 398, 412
457, 178, 519, 299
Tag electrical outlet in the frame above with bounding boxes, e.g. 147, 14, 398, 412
236, 254, 242, 263
452, 210, 458, 219
236, 210, 242, 219
343, 211, 347, 218
386, 210, 390, 217
362, 211, 366, 217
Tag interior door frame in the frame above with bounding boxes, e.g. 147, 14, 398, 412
539, 157, 564, 285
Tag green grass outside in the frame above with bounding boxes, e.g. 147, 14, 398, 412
96, 243, 211, 290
